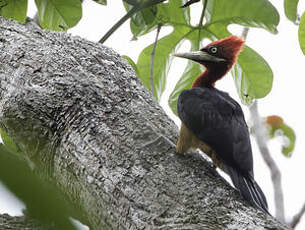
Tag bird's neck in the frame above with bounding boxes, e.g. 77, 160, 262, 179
192, 65, 229, 88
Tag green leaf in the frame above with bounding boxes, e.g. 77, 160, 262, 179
206, 25, 273, 105
124, 2, 159, 39
266, 115, 296, 157
168, 30, 204, 114
35, 0, 82, 31
133, 0, 192, 100
167, 0, 278, 111
299, 12, 305, 55
137, 26, 191, 101
122, 55, 140, 77
206, 0, 279, 34
0, 129, 20, 154
232, 46, 273, 105
132, 0, 278, 110
92, 0, 107, 5
0, 0, 28, 23
124, 0, 190, 39
0, 145, 79, 230
284, 0, 299, 23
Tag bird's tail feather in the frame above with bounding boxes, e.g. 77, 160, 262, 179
226, 166, 269, 214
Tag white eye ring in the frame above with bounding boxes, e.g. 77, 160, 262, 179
210, 46, 217, 54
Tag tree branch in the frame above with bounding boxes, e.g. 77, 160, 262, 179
150, 23, 162, 98
241, 27, 249, 39
290, 201, 305, 228
249, 101, 285, 222
198, 0, 208, 42
99, 5, 140, 44
99, 0, 166, 44
0, 17, 290, 230
241, 27, 285, 223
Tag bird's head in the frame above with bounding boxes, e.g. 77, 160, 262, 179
173, 35, 244, 71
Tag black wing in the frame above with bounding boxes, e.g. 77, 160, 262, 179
177, 87, 253, 175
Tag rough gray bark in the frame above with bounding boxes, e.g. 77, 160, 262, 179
0, 17, 291, 230
0, 213, 49, 230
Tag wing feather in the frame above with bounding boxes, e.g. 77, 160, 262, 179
177, 87, 253, 174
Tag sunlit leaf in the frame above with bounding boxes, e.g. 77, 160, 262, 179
131, 0, 279, 111
137, 27, 191, 101
232, 46, 273, 105
0, 0, 27, 23
206, 0, 279, 34
124, 2, 158, 39
133, 0, 192, 100
266, 115, 296, 157
125, 0, 190, 39
35, 0, 82, 31
284, 0, 299, 23
298, 12, 305, 55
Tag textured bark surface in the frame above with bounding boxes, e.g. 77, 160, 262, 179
0, 17, 291, 230
0, 213, 48, 230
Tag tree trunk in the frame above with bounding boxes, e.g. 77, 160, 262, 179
0, 17, 290, 230
0, 213, 49, 230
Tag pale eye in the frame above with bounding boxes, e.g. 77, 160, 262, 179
209, 46, 218, 54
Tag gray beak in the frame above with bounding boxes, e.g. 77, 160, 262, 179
172, 51, 225, 63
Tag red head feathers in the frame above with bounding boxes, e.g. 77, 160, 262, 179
173, 35, 244, 87
204, 35, 244, 65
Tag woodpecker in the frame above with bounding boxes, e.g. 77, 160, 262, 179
173, 35, 269, 213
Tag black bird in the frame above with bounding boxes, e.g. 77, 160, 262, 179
173, 35, 269, 213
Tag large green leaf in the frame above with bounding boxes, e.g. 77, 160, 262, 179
137, 27, 191, 100
206, 0, 279, 34
133, 0, 192, 100
35, 0, 82, 31
0, 0, 27, 23
299, 12, 305, 55
232, 46, 273, 105
284, 0, 299, 23
132, 0, 278, 110
124, 2, 159, 39
125, 0, 190, 39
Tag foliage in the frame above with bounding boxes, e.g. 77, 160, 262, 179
0, 129, 20, 154
0, 0, 83, 31
299, 12, 305, 55
283, 0, 305, 55
0, 144, 80, 230
266, 115, 296, 157
284, 0, 299, 23
35, 0, 82, 31
0, 0, 28, 23
124, 0, 278, 109
123, 2, 159, 39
